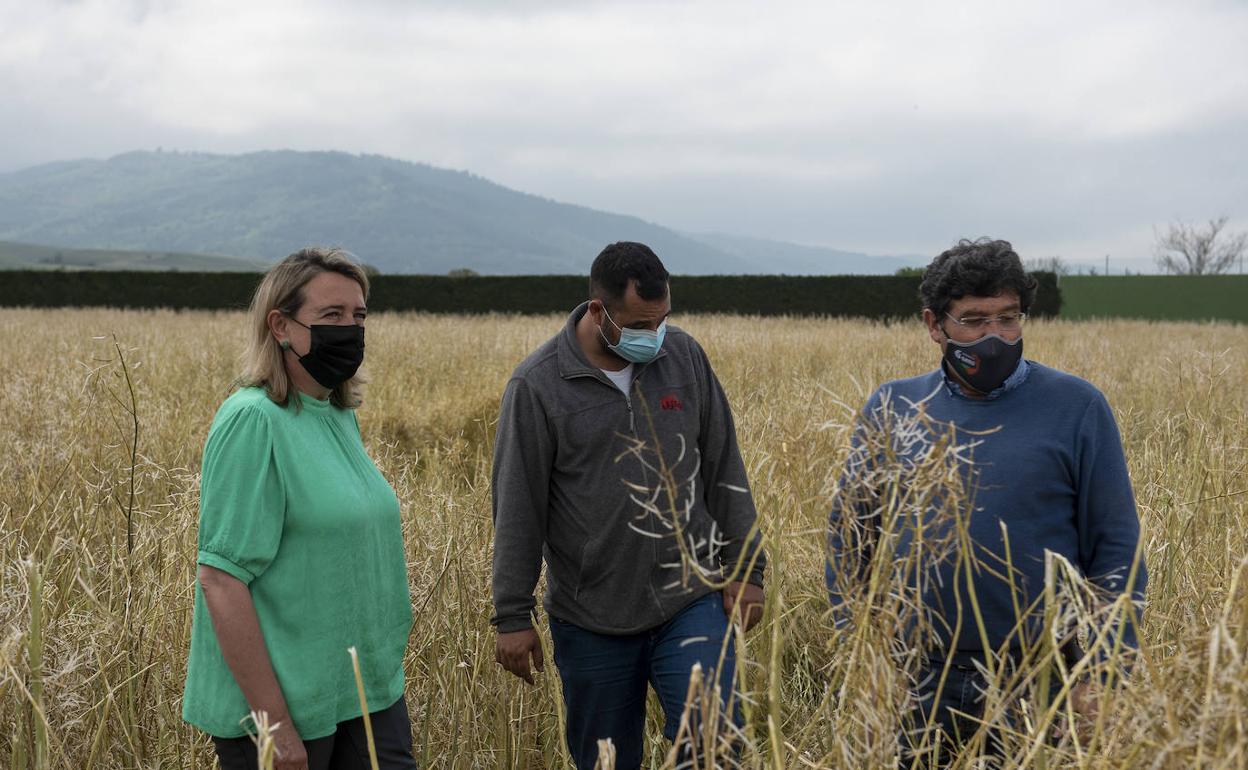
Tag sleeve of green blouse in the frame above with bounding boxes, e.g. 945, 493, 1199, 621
196, 404, 286, 585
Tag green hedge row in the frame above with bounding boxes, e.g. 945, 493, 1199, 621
1059, 275, 1248, 323
0, 270, 1062, 319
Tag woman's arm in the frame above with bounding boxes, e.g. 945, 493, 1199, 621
198, 565, 308, 769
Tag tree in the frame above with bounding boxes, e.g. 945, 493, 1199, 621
447, 268, 480, 278
1024, 256, 1071, 276
1154, 216, 1247, 275
894, 266, 924, 277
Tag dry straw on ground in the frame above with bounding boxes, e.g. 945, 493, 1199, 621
1, 309, 1245, 769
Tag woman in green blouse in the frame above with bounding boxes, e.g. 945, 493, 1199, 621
183, 248, 416, 770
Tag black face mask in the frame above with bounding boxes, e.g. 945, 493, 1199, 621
943, 333, 1022, 394
286, 318, 365, 389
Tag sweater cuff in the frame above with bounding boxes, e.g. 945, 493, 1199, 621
493, 615, 535, 633
745, 565, 765, 588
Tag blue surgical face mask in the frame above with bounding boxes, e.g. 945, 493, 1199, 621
599, 306, 666, 364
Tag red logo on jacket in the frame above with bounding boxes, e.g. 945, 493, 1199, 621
660, 395, 684, 411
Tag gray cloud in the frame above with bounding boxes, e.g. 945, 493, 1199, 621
2, 0, 1246, 269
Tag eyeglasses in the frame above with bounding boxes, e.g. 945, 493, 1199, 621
944, 311, 1028, 331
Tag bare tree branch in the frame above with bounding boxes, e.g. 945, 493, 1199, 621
1154, 216, 1248, 275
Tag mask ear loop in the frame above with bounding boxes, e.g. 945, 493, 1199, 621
283, 312, 313, 332
277, 309, 303, 354
601, 305, 624, 332
597, 303, 621, 349
279, 311, 313, 358
937, 315, 961, 383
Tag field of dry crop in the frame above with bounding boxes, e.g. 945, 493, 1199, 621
1, 308, 1246, 769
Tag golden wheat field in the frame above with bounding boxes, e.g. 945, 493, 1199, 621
1, 307, 1246, 769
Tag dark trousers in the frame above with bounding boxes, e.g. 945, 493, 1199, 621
548, 592, 741, 770
905, 660, 998, 767
904, 654, 1060, 768
212, 695, 417, 770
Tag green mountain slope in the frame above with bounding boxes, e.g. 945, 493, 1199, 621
0, 240, 269, 271
0, 150, 917, 274
0, 151, 740, 274
686, 232, 925, 275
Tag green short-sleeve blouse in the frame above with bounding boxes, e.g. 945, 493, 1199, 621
182, 387, 412, 739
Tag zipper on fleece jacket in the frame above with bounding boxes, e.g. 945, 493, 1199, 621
567, 365, 650, 436
566, 364, 667, 611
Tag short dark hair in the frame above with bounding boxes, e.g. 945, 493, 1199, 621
589, 242, 670, 305
919, 238, 1037, 316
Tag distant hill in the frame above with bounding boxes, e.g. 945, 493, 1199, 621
0, 150, 919, 274
684, 232, 925, 275
0, 240, 268, 272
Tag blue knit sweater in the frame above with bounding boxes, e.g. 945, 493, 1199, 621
826, 360, 1146, 658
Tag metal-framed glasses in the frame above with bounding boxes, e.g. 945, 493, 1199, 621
944, 311, 1028, 331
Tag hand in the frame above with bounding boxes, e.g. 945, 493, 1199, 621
1053, 680, 1099, 744
271, 720, 308, 770
722, 581, 765, 632
496, 628, 544, 685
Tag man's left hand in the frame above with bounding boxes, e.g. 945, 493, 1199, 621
723, 581, 765, 632
1053, 680, 1100, 743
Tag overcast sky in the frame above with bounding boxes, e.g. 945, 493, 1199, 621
2, 0, 1246, 270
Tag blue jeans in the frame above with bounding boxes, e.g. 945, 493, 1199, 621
906, 661, 994, 766
548, 592, 741, 770
905, 654, 1059, 768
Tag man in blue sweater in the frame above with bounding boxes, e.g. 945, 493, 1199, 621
826, 238, 1146, 759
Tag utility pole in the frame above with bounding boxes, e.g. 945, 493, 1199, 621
1104, 254, 1109, 275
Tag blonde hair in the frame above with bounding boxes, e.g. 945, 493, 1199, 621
240, 247, 371, 409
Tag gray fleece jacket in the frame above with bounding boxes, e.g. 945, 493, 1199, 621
490, 302, 766, 635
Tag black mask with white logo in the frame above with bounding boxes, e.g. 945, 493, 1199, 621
287, 318, 365, 389
943, 334, 1022, 394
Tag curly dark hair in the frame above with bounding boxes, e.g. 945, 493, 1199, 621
919, 238, 1037, 316
589, 241, 670, 306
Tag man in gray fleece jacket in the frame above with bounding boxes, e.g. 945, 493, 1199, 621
491, 242, 766, 769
